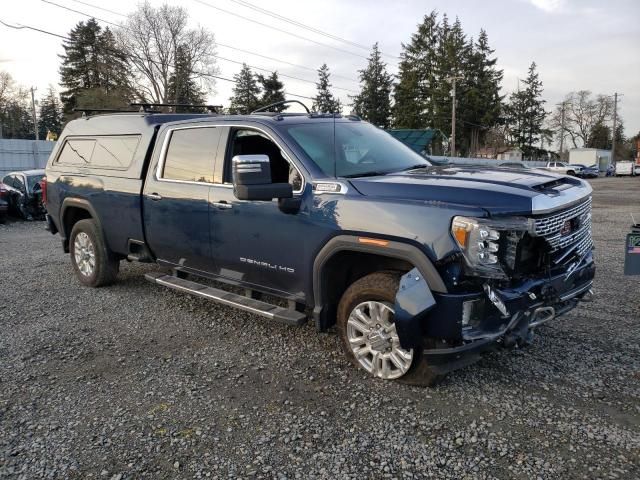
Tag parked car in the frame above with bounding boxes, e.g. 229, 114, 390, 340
0, 182, 9, 223
634, 164, 640, 176
540, 161, 581, 176
615, 161, 634, 176
44, 102, 595, 385
1, 169, 46, 220
498, 161, 536, 170
572, 164, 600, 178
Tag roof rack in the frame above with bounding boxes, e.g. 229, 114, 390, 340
72, 107, 138, 117
252, 100, 310, 114
130, 103, 222, 114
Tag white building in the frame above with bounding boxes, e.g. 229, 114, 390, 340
476, 146, 523, 161
568, 148, 611, 171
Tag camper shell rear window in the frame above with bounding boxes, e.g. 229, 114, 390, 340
56, 135, 141, 170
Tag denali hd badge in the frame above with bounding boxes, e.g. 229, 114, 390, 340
240, 257, 295, 273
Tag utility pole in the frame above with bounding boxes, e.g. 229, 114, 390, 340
30, 87, 39, 141
558, 101, 566, 156
446, 75, 463, 157
611, 92, 618, 165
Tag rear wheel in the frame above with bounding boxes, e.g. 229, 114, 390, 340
69, 219, 119, 287
337, 272, 443, 385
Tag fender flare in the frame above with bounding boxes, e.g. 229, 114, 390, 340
312, 235, 447, 329
60, 198, 103, 243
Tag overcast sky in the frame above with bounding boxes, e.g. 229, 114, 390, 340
1, 0, 638, 141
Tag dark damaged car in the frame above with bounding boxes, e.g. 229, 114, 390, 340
43, 103, 595, 385
1, 169, 46, 220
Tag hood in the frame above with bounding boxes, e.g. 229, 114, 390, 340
348, 165, 592, 215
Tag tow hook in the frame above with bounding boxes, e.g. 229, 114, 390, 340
579, 288, 595, 303
529, 306, 555, 328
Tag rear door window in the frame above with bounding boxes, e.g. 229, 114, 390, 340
161, 127, 221, 183
2, 175, 14, 188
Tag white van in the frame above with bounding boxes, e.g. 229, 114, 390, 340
615, 161, 634, 176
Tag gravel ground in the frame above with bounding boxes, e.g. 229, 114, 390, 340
1, 177, 639, 479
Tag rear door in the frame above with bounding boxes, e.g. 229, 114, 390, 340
143, 125, 222, 272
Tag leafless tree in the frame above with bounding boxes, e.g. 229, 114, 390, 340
548, 90, 614, 149
117, 2, 218, 104
0, 71, 16, 105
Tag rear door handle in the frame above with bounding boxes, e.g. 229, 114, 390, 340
211, 200, 233, 210
147, 193, 162, 201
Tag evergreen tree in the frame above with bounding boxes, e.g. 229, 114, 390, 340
167, 45, 206, 112
504, 62, 546, 158
257, 72, 287, 111
352, 43, 393, 128
38, 86, 63, 140
586, 121, 611, 149
312, 64, 341, 113
463, 29, 503, 154
433, 16, 471, 154
392, 11, 439, 128
228, 64, 261, 114
59, 19, 132, 117
1, 91, 34, 140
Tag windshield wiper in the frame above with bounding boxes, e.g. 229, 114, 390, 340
399, 164, 431, 172
342, 170, 390, 178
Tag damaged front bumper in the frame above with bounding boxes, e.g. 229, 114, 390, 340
394, 254, 595, 370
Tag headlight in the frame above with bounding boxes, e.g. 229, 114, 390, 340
451, 216, 534, 279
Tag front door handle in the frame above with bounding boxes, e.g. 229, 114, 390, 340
211, 200, 233, 210
147, 192, 162, 201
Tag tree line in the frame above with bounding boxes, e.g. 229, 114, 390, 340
0, 3, 636, 160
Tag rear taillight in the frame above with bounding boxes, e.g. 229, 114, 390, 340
0, 184, 6, 199
41, 177, 47, 206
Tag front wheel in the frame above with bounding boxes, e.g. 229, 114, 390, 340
337, 272, 442, 385
69, 219, 119, 287
567, 170, 576, 176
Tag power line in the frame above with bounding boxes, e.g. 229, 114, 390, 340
67, 0, 359, 83
215, 42, 357, 83
0, 19, 315, 101
41, 0, 359, 91
226, 0, 398, 60
191, 0, 370, 62
68, 0, 125, 17
213, 54, 357, 93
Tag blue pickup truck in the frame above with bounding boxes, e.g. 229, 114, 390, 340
43, 103, 595, 385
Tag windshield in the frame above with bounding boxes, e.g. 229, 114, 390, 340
27, 174, 44, 191
284, 122, 431, 178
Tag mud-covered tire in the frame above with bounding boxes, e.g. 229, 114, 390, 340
337, 272, 444, 386
69, 219, 119, 287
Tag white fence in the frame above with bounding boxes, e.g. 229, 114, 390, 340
0, 139, 56, 177
429, 156, 548, 168
0, 140, 547, 179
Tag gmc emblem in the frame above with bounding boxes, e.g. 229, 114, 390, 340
560, 220, 571, 235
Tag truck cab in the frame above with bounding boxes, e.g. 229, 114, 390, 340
44, 104, 596, 385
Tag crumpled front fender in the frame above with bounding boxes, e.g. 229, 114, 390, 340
394, 268, 436, 350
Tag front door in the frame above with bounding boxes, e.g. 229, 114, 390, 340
143, 126, 222, 272
208, 126, 308, 298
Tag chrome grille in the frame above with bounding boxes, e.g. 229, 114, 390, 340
533, 197, 592, 236
532, 197, 593, 260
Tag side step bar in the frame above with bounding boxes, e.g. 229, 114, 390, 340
145, 272, 307, 326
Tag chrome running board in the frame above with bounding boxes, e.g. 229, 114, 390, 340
145, 272, 307, 326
